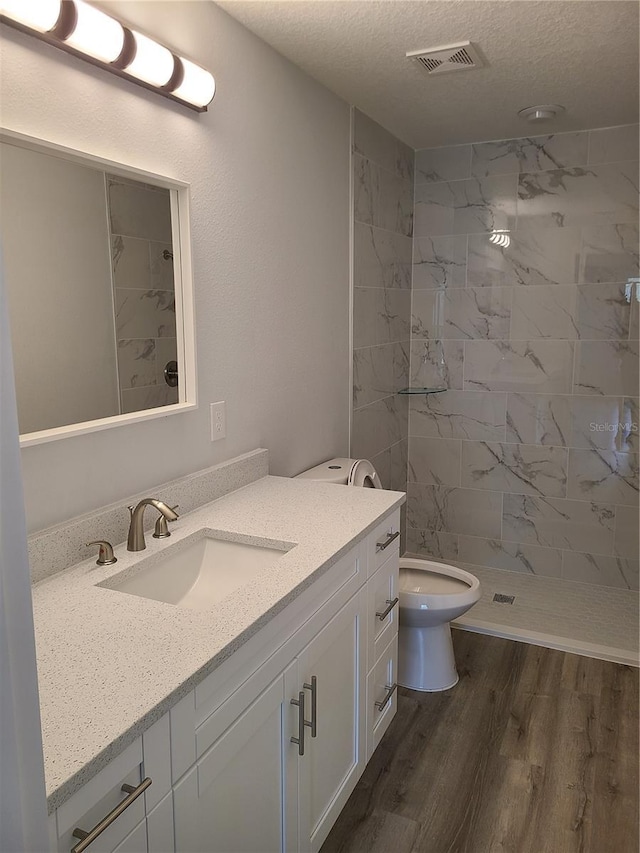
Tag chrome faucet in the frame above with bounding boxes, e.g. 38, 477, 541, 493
127, 498, 179, 551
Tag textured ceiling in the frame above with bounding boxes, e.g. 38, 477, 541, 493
216, 0, 640, 148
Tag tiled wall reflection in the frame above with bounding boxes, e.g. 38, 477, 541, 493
108, 176, 179, 414
408, 124, 639, 590
351, 110, 414, 544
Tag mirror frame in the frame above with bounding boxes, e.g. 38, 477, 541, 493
1, 128, 198, 447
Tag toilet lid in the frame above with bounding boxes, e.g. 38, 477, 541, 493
348, 459, 382, 489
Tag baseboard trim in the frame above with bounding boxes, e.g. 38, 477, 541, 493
452, 616, 640, 668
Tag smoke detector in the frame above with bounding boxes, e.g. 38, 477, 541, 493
518, 104, 565, 123
406, 41, 485, 75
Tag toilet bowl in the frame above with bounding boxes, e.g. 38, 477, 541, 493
296, 459, 481, 693
398, 559, 481, 692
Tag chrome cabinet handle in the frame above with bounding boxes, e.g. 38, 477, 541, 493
375, 530, 400, 552
71, 777, 152, 852
303, 675, 317, 738
375, 683, 398, 712
376, 597, 399, 621
290, 691, 306, 756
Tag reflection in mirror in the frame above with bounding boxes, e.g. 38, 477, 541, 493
0, 132, 195, 445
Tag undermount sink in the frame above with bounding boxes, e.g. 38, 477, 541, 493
101, 534, 292, 611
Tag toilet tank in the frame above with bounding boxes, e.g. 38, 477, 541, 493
295, 457, 356, 485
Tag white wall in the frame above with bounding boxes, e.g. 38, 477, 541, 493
1, 144, 120, 434
0, 0, 351, 532
0, 270, 48, 851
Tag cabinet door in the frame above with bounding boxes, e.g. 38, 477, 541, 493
297, 588, 367, 853
147, 792, 174, 853
173, 665, 298, 853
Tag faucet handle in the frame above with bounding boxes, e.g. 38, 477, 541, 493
153, 505, 179, 539
86, 540, 117, 566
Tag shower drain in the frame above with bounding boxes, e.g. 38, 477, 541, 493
493, 593, 516, 604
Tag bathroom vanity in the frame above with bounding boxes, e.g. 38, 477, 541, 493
32, 468, 402, 852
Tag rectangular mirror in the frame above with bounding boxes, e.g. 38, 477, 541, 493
0, 129, 196, 447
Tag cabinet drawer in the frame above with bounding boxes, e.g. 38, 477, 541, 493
368, 509, 401, 577
55, 740, 148, 853
367, 552, 399, 671
366, 635, 398, 761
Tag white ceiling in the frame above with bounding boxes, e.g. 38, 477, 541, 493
216, 0, 640, 149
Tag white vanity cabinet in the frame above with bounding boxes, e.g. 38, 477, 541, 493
170, 508, 399, 853
173, 588, 367, 853
49, 506, 401, 853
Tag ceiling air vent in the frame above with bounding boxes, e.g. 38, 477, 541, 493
407, 41, 484, 75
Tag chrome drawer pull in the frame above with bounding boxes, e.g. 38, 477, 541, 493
303, 675, 318, 738
375, 530, 400, 552
375, 682, 398, 712
290, 691, 306, 756
376, 597, 399, 621
71, 777, 152, 852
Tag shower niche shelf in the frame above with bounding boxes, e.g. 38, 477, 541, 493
397, 387, 447, 395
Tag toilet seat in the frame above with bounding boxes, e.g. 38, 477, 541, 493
399, 559, 481, 612
348, 459, 382, 489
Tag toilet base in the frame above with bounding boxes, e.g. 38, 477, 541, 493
398, 621, 459, 692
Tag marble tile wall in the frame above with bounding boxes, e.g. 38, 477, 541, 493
408, 124, 639, 591
108, 176, 178, 414
351, 110, 414, 544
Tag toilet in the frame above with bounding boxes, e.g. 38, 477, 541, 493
398, 558, 481, 692
296, 458, 482, 693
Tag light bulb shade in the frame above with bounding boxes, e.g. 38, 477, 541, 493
172, 57, 215, 108
126, 30, 174, 87
0, 0, 61, 32
64, 0, 123, 63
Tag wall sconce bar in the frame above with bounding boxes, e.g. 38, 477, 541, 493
0, 0, 215, 111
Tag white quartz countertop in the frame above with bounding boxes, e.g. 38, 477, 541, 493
32, 475, 404, 812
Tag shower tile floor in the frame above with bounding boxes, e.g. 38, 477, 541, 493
405, 556, 639, 665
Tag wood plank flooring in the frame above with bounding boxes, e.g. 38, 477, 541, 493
321, 630, 639, 853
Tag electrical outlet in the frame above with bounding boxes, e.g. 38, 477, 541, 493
210, 401, 226, 441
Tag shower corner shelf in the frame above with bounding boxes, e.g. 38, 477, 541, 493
397, 387, 447, 395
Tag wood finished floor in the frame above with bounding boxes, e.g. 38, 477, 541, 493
321, 630, 639, 853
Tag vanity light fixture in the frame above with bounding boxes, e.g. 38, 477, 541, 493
0, 0, 216, 111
